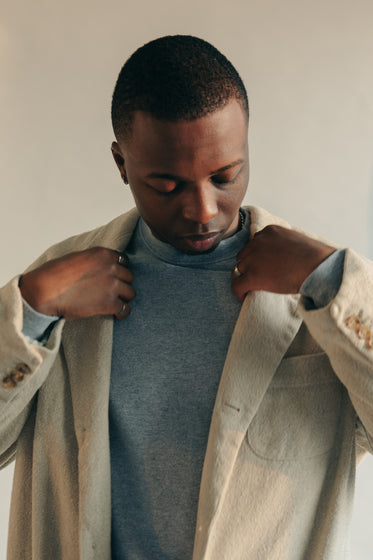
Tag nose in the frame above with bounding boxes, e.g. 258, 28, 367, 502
181, 183, 218, 224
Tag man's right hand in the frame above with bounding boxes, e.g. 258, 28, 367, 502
19, 247, 135, 320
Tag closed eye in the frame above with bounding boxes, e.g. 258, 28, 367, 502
211, 166, 243, 186
146, 181, 185, 195
211, 176, 231, 185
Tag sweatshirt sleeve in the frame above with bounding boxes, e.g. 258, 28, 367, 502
300, 249, 345, 309
22, 297, 60, 345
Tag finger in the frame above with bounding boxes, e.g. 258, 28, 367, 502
231, 273, 252, 302
232, 262, 243, 279
231, 257, 258, 301
104, 249, 129, 267
116, 280, 136, 302
114, 299, 131, 320
236, 230, 260, 261
117, 252, 129, 267
231, 257, 250, 279
115, 264, 135, 284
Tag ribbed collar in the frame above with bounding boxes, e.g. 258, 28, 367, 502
137, 209, 251, 267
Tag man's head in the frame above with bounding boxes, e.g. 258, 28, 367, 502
111, 35, 250, 254
111, 35, 249, 143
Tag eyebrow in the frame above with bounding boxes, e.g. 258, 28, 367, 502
146, 159, 245, 182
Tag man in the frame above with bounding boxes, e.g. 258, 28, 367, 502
0, 35, 372, 560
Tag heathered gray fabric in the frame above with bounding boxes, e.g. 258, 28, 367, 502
109, 212, 251, 560
300, 249, 345, 308
22, 297, 59, 343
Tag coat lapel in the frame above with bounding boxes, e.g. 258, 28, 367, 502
194, 207, 303, 558
59, 209, 140, 557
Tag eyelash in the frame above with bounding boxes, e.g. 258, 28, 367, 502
212, 176, 235, 186
149, 169, 240, 195
153, 182, 185, 196
211, 170, 241, 186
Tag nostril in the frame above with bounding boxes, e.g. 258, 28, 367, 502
181, 185, 218, 223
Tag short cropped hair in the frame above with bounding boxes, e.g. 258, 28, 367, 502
111, 35, 249, 142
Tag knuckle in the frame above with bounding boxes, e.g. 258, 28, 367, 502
106, 261, 118, 277
110, 296, 121, 311
112, 277, 122, 292
102, 247, 115, 262
91, 246, 114, 262
262, 224, 277, 236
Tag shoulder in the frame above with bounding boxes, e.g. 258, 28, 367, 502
245, 205, 338, 247
25, 208, 140, 272
245, 205, 291, 230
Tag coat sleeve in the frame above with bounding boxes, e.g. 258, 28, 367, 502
0, 275, 65, 468
298, 248, 373, 459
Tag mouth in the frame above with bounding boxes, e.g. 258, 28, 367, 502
179, 232, 220, 252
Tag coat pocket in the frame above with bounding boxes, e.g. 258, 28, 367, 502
246, 353, 344, 461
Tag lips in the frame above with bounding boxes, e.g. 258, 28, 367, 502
180, 233, 219, 252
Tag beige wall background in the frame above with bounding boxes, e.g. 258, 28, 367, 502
1, 0, 373, 557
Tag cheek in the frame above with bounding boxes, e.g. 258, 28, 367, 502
135, 195, 172, 229
221, 183, 248, 211
234, 176, 249, 205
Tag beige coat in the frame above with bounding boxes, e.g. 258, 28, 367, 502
1, 206, 373, 560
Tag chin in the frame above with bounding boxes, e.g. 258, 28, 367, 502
183, 244, 220, 255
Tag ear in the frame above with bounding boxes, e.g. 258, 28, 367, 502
111, 141, 128, 184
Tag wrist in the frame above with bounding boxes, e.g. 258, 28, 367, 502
19, 274, 60, 317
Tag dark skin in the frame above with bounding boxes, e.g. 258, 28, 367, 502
19, 247, 135, 319
20, 99, 335, 318
232, 225, 335, 302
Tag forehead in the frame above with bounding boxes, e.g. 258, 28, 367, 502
123, 99, 248, 173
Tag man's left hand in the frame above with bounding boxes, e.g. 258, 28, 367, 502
232, 225, 335, 302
